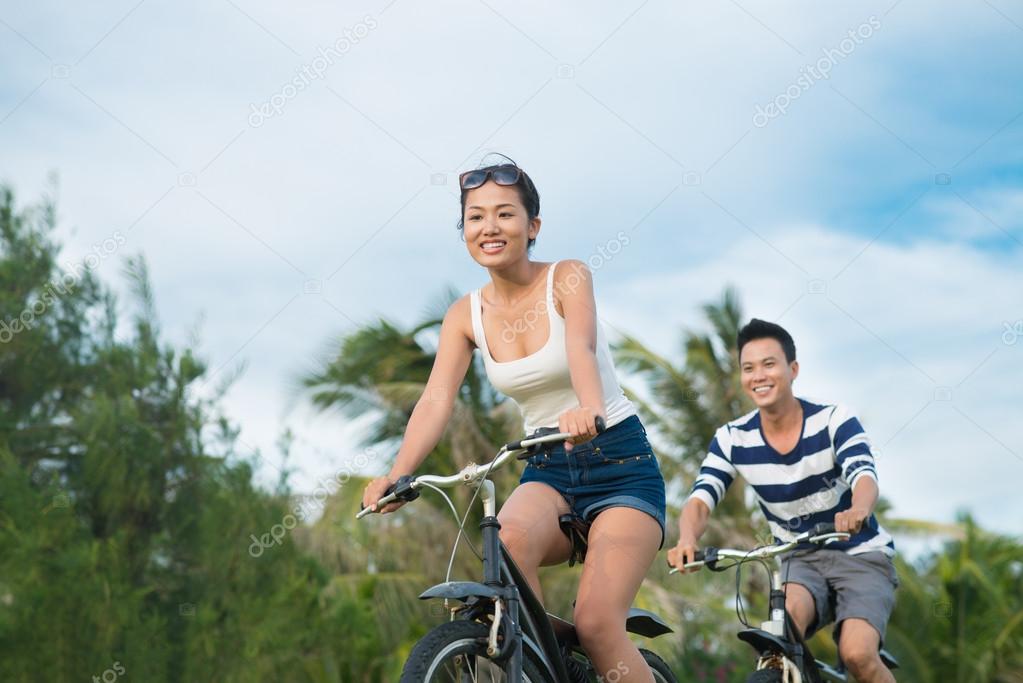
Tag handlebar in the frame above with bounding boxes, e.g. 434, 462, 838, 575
669, 523, 849, 574
356, 417, 607, 519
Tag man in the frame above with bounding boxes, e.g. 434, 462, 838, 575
667, 319, 898, 683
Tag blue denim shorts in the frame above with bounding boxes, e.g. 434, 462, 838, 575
519, 415, 667, 548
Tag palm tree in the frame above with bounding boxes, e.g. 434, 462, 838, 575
608, 287, 767, 675
613, 286, 757, 545
301, 288, 518, 473
883, 515, 1023, 682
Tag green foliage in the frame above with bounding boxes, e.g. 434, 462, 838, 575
0, 185, 411, 681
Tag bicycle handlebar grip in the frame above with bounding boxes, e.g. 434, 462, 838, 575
691, 549, 705, 562
358, 476, 418, 516
594, 415, 606, 434
812, 522, 837, 536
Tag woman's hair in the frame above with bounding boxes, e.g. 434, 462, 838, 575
457, 154, 541, 249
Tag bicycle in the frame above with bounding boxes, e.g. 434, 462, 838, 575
670, 523, 899, 682
359, 419, 678, 682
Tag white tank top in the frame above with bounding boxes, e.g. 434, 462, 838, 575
469, 261, 636, 433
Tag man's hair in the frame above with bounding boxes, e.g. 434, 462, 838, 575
737, 318, 796, 363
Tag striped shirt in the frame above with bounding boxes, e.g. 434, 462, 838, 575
689, 398, 894, 556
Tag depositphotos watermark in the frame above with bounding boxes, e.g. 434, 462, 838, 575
596, 661, 630, 683
499, 232, 631, 344
248, 15, 379, 127
753, 16, 882, 128
0, 231, 126, 344
779, 474, 849, 533
248, 448, 380, 557
91, 661, 125, 683
1003, 320, 1022, 345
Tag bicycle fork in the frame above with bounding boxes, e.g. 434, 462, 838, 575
739, 566, 819, 682
478, 480, 524, 680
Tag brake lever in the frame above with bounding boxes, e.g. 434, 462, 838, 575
356, 475, 420, 519
669, 547, 718, 574
808, 532, 851, 545
514, 427, 563, 460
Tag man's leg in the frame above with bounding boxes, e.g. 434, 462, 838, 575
830, 551, 899, 683
781, 552, 830, 639
838, 618, 895, 683
783, 583, 817, 637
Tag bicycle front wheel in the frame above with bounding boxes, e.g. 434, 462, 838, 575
640, 648, 678, 683
399, 619, 549, 682
745, 668, 783, 682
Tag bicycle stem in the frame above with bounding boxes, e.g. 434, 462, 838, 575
765, 566, 787, 637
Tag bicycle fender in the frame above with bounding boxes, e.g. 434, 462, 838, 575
626, 608, 674, 638
418, 581, 502, 602
737, 627, 796, 659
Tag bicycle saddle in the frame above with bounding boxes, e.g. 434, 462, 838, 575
558, 513, 591, 567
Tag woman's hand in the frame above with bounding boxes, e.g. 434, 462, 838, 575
558, 406, 604, 451
361, 475, 405, 514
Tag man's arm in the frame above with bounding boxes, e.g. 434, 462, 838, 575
835, 476, 878, 534
667, 498, 711, 571
831, 404, 880, 534
667, 427, 735, 571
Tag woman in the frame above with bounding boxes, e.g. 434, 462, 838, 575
362, 157, 666, 682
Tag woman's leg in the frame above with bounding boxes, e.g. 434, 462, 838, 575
574, 507, 661, 683
497, 481, 573, 604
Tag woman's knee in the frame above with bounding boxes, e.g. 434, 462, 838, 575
573, 598, 623, 647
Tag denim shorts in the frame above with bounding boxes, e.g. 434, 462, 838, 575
519, 415, 667, 548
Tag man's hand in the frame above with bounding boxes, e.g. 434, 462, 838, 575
834, 506, 870, 534
666, 536, 701, 573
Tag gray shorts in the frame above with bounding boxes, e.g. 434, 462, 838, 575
780, 549, 899, 645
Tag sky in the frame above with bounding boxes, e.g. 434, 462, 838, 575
2, 0, 1021, 538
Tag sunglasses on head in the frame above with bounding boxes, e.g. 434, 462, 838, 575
459, 166, 522, 190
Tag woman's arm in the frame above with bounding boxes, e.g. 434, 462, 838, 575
363, 296, 475, 512
555, 260, 606, 447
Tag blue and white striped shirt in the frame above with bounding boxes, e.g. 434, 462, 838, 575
689, 398, 894, 556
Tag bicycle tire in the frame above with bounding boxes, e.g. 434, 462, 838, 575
640, 648, 678, 683
745, 668, 783, 682
399, 619, 549, 682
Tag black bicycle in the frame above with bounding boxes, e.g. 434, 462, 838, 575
672, 523, 899, 682
359, 420, 678, 682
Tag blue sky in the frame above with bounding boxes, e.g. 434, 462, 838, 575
2, 0, 1021, 537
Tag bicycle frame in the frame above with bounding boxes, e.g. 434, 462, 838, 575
361, 426, 675, 680
415, 477, 574, 680
673, 528, 899, 682
358, 430, 579, 679
673, 527, 849, 682
736, 558, 827, 683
